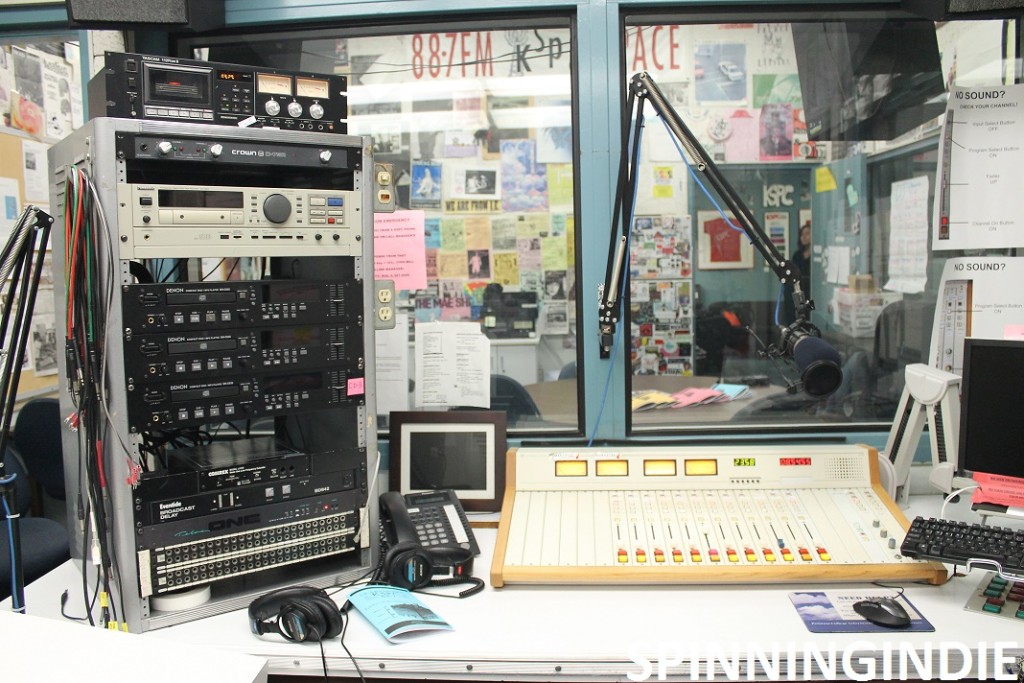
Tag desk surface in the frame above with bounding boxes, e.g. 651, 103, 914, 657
526, 375, 788, 428
5, 493, 1023, 681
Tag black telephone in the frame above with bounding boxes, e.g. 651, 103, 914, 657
379, 489, 480, 592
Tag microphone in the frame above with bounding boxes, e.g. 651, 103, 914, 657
778, 319, 843, 397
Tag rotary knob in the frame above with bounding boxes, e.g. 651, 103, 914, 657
319, 150, 332, 164
209, 143, 223, 158
287, 101, 303, 118
309, 102, 325, 120
264, 100, 281, 116
262, 194, 292, 224
157, 141, 173, 155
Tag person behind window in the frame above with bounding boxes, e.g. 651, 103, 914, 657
784, 221, 812, 324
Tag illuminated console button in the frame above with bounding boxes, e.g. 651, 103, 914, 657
816, 547, 831, 562
762, 549, 776, 563
653, 549, 665, 563
708, 549, 720, 563
635, 550, 647, 564
690, 549, 702, 563
617, 549, 629, 564
798, 548, 812, 562
672, 549, 683, 563
726, 550, 739, 563
744, 548, 757, 562
781, 548, 794, 562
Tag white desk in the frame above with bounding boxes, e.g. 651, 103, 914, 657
4, 492, 1024, 681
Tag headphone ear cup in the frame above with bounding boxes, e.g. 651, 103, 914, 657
384, 541, 434, 590
307, 593, 343, 640
248, 586, 340, 642
278, 601, 322, 642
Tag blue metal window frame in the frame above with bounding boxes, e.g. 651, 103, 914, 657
0, 0, 908, 457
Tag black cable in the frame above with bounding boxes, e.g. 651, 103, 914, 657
318, 638, 329, 682
60, 587, 93, 621
201, 258, 227, 281
417, 576, 485, 599
159, 258, 189, 283
338, 611, 367, 683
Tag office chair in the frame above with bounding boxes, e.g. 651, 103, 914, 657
12, 398, 65, 507
0, 447, 70, 602
824, 297, 934, 419
489, 374, 541, 426
558, 361, 577, 380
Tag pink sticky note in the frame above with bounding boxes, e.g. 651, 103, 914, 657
348, 378, 365, 396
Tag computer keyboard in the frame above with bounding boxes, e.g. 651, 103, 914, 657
900, 516, 1024, 578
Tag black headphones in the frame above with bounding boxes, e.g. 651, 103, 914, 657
383, 541, 475, 590
248, 586, 343, 642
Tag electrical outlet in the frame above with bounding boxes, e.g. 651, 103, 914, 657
374, 280, 396, 330
373, 162, 396, 213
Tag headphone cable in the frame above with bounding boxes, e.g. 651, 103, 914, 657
338, 610, 367, 683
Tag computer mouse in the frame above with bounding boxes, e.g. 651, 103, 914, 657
853, 597, 911, 628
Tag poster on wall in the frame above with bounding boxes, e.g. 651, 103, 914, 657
500, 139, 548, 213
763, 211, 789, 272
929, 257, 1024, 377
932, 83, 1024, 251
697, 210, 754, 270
410, 162, 442, 209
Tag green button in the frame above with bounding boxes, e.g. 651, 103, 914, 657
991, 576, 1009, 586
985, 588, 1004, 597
1016, 610, 1024, 619
983, 603, 1002, 613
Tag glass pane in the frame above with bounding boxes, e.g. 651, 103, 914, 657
620, 16, 1013, 432
188, 20, 580, 433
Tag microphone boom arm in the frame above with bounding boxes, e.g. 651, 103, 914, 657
599, 72, 810, 358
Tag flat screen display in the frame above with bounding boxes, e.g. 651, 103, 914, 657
792, 19, 945, 141
407, 430, 489, 491
958, 338, 1024, 479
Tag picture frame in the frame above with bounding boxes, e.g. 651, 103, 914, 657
696, 210, 754, 270
388, 410, 507, 512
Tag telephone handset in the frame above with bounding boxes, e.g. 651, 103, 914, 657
379, 489, 480, 556
379, 489, 480, 592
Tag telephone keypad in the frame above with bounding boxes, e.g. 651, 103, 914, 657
413, 508, 451, 546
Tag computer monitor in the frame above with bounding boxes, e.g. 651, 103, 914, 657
791, 19, 946, 141
958, 338, 1024, 480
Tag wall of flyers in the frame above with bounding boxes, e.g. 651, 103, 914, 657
629, 214, 695, 376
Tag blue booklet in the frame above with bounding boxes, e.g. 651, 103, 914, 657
789, 590, 934, 633
347, 585, 452, 642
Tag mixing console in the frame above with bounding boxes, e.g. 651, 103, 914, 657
491, 445, 946, 586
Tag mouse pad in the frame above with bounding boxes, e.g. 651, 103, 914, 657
789, 591, 934, 632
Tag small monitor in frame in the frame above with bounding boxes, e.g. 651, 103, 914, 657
389, 410, 507, 512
